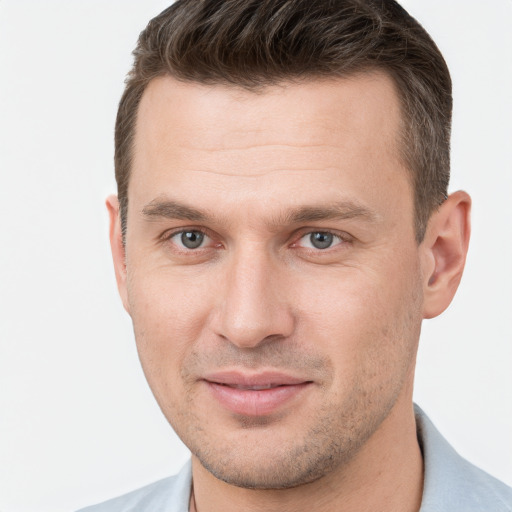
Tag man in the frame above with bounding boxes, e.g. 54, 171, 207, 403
80, 1, 512, 511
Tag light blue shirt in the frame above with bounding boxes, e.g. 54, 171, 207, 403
78, 405, 512, 511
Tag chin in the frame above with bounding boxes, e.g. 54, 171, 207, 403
196, 446, 339, 490
185, 412, 378, 490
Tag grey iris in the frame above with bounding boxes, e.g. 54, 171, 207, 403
310, 232, 333, 249
181, 231, 204, 249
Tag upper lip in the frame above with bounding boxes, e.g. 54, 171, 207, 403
203, 370, 311, 388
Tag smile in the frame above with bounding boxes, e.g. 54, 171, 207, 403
203, 371, 313, 416
216, 383, 284, 390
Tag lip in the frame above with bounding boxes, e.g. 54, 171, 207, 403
203, 371, 313, 416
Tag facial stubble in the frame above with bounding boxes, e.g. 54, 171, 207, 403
160, 329, 419, 490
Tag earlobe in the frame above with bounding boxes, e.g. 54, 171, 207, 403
421, 191, 471, 319
106, 194, 131, 314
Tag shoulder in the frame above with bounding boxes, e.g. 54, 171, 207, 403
76, 461, 192, 512
416, 405, 512, 512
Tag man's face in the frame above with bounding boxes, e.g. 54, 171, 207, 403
119, 73, 425, 488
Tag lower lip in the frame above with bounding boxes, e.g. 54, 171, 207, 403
205, 381, 311, 416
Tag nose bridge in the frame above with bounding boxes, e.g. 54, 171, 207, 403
216, 242, 293, 347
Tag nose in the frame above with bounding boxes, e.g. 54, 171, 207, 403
212, 245, 295, 348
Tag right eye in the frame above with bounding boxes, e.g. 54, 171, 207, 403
169, 230, 210, 250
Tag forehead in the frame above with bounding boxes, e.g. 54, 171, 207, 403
134, 71, 403, 165
129, 72, 411, 228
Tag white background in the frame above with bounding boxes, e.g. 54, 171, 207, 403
0, 1, 511, 511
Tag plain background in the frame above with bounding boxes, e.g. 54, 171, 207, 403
0, 1, 511, 511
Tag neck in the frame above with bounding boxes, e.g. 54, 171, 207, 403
191, 396, 423, 512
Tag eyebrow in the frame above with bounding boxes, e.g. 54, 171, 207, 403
141, 198, 378, 226
282, 202, 378, 225
142, 199, 208, 222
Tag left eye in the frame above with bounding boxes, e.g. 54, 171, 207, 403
171, 230, 209, 249
298, 232, 342, 250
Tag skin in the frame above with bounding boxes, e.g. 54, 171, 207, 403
108, 72, 471, 512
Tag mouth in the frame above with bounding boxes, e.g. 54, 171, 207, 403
213, 383, 287, 390
202, 371, 313, 416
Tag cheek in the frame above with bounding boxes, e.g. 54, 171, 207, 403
126, 268, 215, 384
295, 260, 423, 382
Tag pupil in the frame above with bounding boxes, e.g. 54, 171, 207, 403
310, 232, 333, 249
181, 231, 204, 249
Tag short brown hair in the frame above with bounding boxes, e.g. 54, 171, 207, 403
115, 0, 452, 242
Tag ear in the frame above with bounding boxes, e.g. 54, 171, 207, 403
106, 194, 130, 314
421, 191, 471, 319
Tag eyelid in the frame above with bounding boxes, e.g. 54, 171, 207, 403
291, 229, 353, 249
159, 227, 218, 249
157, 226, 352, 252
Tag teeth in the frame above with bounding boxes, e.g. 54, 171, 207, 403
224, 384, 278, 390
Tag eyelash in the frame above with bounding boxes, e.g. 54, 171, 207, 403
159, 228, 352, 253
160, 228, 216, 251
292, 230, 351, 251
